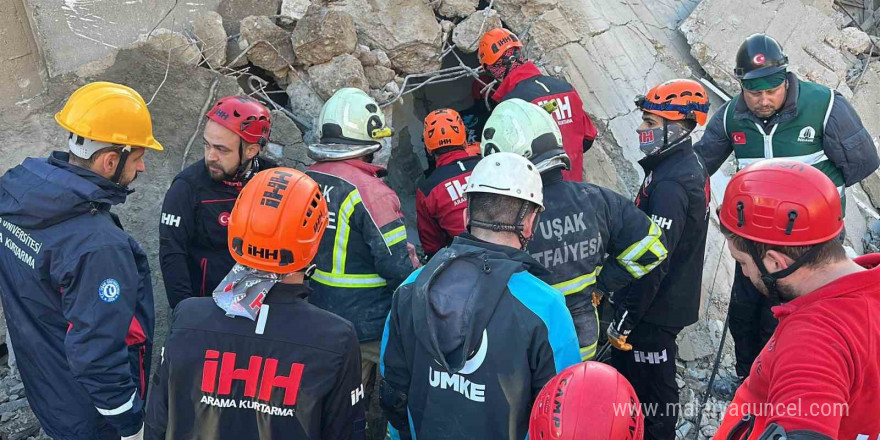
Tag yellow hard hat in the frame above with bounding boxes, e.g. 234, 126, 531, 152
55, 82, 163, 152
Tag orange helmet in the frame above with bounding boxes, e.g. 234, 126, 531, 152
636, 79, 710, 126
478, 28, 523, 67
424, 109, 467, 152
228, 168, 328, 274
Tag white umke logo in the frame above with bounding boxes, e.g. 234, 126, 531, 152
428, 330, 488, 402
797, 126, 816, 143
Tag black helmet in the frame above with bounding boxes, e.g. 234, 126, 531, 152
734, 34, 788, 80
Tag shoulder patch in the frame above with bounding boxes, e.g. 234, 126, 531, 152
98, 278, 121, 303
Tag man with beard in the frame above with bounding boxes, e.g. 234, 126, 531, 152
0, 81, 161, 439
159, 96, 277, 309
713, 159, 880, 440
695, 33, 879, 384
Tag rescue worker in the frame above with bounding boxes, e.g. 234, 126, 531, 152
530, 362, 644, 440
478, 28, 598, 182
713, 159, 880, 440
695, 33, 880, 380
606, 79, 712, 440
416, 108, 480, 258
380, 152, 581, 440
0, 82, 161, 440
304, 88, 415, 439
159, 96, 277, 309
145, 168, 365, 439
480, 98, 668, 361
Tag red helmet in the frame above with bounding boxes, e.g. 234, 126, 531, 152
206, 96, 272, 146
719, 159, 843, 246
530, 362, 644, 440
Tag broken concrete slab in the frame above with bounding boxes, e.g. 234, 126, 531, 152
217, 0, 282, 36
281, 0, 312, 22
452, 9, 503, 53
365, 66, 397, 89
28, 0, 222, 77
285, 69, 325, 129
192, 11, 228, 68
240, 16, 296, 73
323, 0, 443, 74
136, 29, 202, 67
267, 110, 313, 170
307, 54, 369, 100
846, 60, 880, 209
291, 6, 358, 66
841, 27, 872, 55
680, 0, 852, 96
493, 0, 557, 35
526, 8, 581, 54
437, 0, 478, 19
356, 45, 379, 67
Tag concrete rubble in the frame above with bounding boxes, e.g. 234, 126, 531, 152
136, 29, 202, 67
452, 9, 503, 53
240, 15, 296, 73
281, 0, 312, 22
322, 0, 444, 74
307, 54, 370, 100
192, 11, 229, 68
5, 0, 880, 438
291, 7, 358, 66
436, 0, 478, 19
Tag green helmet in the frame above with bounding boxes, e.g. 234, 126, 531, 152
310, 88, 393, 161
480, 98, 568, 173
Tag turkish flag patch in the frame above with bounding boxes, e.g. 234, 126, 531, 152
731, 132, 747, 145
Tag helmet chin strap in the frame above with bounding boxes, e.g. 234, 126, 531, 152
110, 146, 132, 185
745, 240, 825, 303
230, 139, 259, 182
468, 201, 537, 250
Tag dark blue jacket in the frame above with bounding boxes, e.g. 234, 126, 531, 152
380, 234, 580, 440
0, 152, 154, 439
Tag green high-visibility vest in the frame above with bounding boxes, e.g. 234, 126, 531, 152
724, 79, 845, 211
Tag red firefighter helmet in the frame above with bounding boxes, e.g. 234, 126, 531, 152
718, 159, 843, 246
530, 362, 644, 440
206, 95, 272, 146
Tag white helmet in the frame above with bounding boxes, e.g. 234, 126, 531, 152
464, 152, 544, 209
481, 98, 568, 173
309, 88, 393, 161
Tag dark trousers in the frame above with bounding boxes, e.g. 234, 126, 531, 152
728, 264, 779, 377
608, 322, 682, 440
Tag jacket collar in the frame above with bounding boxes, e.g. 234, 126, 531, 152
454, 232, 550, 276
435, 149, 472, 167
734, 72, 800, 125
48, 151, 133, 203
492, 62, 542, 101
772, 253, 880, 319
638, 138, 695, 172
540, 168, 565, 186
266, 282, 311, 303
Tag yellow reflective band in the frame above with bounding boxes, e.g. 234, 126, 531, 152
312, 270, 388, 288
617, 222, 667, 278
333, 190, 362, 274
551, 267, 600, 296
580, 343, 597, 361
383, 225, 407, 248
